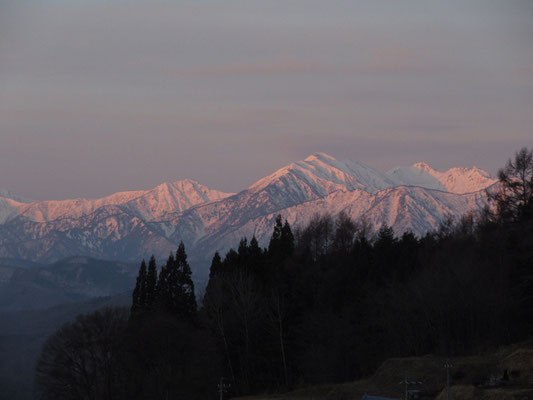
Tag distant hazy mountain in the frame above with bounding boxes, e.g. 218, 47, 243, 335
0, 292, 132, 400
0, 256, 137, 312
0, 153, 497, 279
0, 255, 136, 399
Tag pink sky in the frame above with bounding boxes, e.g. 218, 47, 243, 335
1, 1, 532, 199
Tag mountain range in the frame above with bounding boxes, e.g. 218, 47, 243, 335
0, 153, 497, 280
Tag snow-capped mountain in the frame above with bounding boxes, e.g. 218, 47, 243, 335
14, 179, 231, 223
0, 189, 32, 224
169, 180, 492, 278
0, 154, 497, 280
250, 153, 397, 196
387, 162, 497, 194
0, 188, 32, 204
0, 197, 25, 225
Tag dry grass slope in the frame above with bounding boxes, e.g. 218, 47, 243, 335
235, 341, 533, 400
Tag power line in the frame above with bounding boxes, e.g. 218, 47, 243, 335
444, 360, 453, 400
399, 373, 422, 400
217, 377, 231, 400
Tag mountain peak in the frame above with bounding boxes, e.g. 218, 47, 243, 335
172, 178, 200, 186
0, 154, 498, 266
304, 152, 337, 162
412, 162, 434, 172
392, 162, 496, 194
250, 153, 398, 197
0, 188, 32, 204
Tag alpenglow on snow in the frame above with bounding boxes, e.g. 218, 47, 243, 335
0, 153, 496, 279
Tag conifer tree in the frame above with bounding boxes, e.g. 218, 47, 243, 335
238, 238, 249, 261
153, 246, 196, 321
376, 225, 395, 247
224, 248, 239, 267
205, 252, 221, 293
268, 214, 283, 255
203, 252, 223, 317
156, 253, 174, 312
176, 241, 197, 320
145, 255, 158, 310
131, 259, 147, 315
268, 215, 284, 257
208, 251, 223, 280
374, 224, 397, 282
249, 236, 262, 259
280, 220, 294, 256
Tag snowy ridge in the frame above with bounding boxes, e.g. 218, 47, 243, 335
0, 154, 496, 279
0, 197, 25, 224
250, 152, 397, 195
181, 185, 490, 275
121, 179, 231, 221
0, 188, 32, 204
12, 179, 233, 223
388, 162, 497, 194
16, 190, 146, 223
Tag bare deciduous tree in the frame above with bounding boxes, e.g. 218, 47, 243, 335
35, 307, 128, 400
489, 147, 533, 222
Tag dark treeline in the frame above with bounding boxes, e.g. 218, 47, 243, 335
35, 148, 533, 400
35, 242, 218, 400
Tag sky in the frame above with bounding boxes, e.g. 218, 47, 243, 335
1, 0, 532, 200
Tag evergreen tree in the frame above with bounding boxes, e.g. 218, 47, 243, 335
238, 238, 249, 261
145, 255, 158, 310
280, 220, 294, 256
372, 225, 397, 282
376, 224, 395, 247
203, 252, 223, 311
268, 215, 284, 256
175, 241, 197, 320
268, 215, 294, 259
224, 248, 239, 267
352, 234, 373, 281
155, 245, 197, 321
249, 236, 262, 259
397, 231, 420, 280
131, 259, 147, 315
156, 253, 174, 312
208, 251, 223, 280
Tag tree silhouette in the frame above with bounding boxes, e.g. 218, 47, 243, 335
131, 259, 147, 315
268, 215, 284, 257
155, 252, 174, 313
175, 241, 197, 321
35, 308, 128, 400
153, 243, 197, 320
145, 255, 158, 310
490, 146, 533, 222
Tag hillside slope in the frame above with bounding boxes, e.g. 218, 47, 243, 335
236, 342, 533, 400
